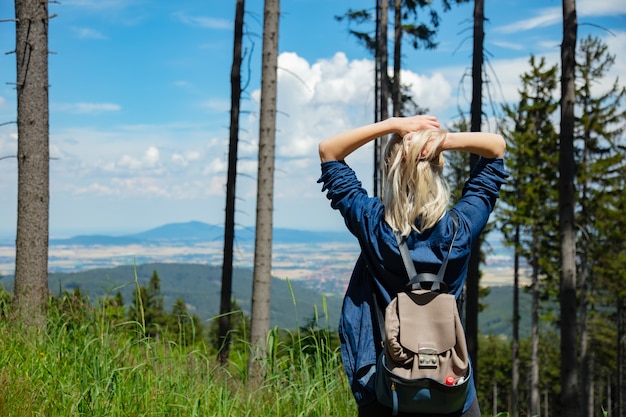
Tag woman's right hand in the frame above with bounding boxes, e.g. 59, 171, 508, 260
442, 131, 506, 159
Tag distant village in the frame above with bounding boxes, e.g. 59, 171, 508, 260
0, 235, 521, 297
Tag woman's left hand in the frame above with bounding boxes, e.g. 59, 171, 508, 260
392, 115, 440, 137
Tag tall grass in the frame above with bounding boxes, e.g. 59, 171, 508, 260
0, 298, 354, 416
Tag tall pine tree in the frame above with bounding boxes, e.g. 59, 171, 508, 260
499, 55, 560, 416
574, 35, 626, 417
130, 270, 168, 340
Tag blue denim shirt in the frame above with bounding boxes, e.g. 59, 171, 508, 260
318, 157, 508, 411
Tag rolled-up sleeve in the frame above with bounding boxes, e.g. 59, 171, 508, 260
318, 160, 374, 239
454, 158, 508, 242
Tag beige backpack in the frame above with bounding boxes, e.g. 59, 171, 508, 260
374, 213, 471, 415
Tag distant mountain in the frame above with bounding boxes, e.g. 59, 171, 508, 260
49, 235, 144, 246
130, 221, 223, 242
49, 221, 355, 247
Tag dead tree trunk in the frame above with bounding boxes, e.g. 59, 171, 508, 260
559, 0, 580, 415
218, 0, 245, 364
11, 0, 51, 332
467, 0, 484, 386
247, 0, 280, 387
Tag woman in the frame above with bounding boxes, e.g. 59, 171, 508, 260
318, 115, 507, 416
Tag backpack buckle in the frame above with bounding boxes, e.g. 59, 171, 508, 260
417, 348, 439, 368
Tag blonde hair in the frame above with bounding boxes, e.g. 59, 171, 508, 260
382, 129, 450, 236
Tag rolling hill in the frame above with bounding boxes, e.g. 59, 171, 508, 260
48, 221, 355, 247
2, 261, 530, 337
42, 262, 344, 330
1, 221, 529, 336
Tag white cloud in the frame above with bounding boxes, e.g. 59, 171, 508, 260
116, 146, 161, 171
72, 27, 107, 40
236, 159, 258, 177
400, 71, 452, 114
74, 177, 172, 198
54, 102, 121, 114
173, 12, 231, 30
171, 153, 189, 168
48, 124, 229, 197
490, 40, 527, 51
258, 52, 453, 162
205, 175, 228, 196
144, 146, 160, 166
232, 51, 456, 224
512, 31, 626, 104
202, 157, 227, 175
185, 150, 201, 161
494, 7, 561, 34
63, 0, 143, 11
172, 150, 202, 169
111, 177, 170, 197
578, 0, 626, 16
74, 182, 116, 196
173, 80, 191, 89
50, 144, 64, 161
0, 130, 17, 158
201, 99, 230, 113
493, 1, 626, 34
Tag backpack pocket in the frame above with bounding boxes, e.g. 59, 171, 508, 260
375, 290, 471, 415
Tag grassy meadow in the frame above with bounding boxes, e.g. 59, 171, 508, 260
0, 294, 355, 417
0, 275, 559, 417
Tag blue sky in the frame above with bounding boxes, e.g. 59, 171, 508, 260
0, 0, 624, 238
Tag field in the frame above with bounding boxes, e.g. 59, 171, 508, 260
0, 299, 355, 417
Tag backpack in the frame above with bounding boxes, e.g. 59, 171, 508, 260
373, 213, 471, 415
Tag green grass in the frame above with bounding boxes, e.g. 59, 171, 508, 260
0, 305, 354, 417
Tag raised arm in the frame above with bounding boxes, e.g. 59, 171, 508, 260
318, 115, 440, 162
441, 132, 506, 159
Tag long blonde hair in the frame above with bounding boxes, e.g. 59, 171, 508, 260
382, 129, 450, 236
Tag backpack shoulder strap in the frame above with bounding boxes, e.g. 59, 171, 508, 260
396, 211, 459, 293
372, 293, 386, 348
372, 212, 460, 341
394, 231, 418, 280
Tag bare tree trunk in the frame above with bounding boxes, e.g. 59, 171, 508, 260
378, 0, 389, 130
375, 0, 389, 196
247, 0, 279, 386
392, 0, 402, 118
578, 92, 593, 417
560, 0, 579, 416
511, 224, 520, 417
11, 0, 50, 331
588, 351, 595, 417
579, 244, 592, 417
470, 0, 484, 135
617, 297, 623, 417
608, 372, 613, 417
530, 235, 540, 416
218, 0, 245, 365
467, 0, 484, 384
493, 380, 498, 417
373, 0, 381, 197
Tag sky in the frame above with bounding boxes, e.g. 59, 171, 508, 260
0, 0, 624, 239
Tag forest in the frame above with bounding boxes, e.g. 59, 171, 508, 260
2, 0, 626, 417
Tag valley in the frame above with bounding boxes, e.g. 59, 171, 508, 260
0, 221, 531, 336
